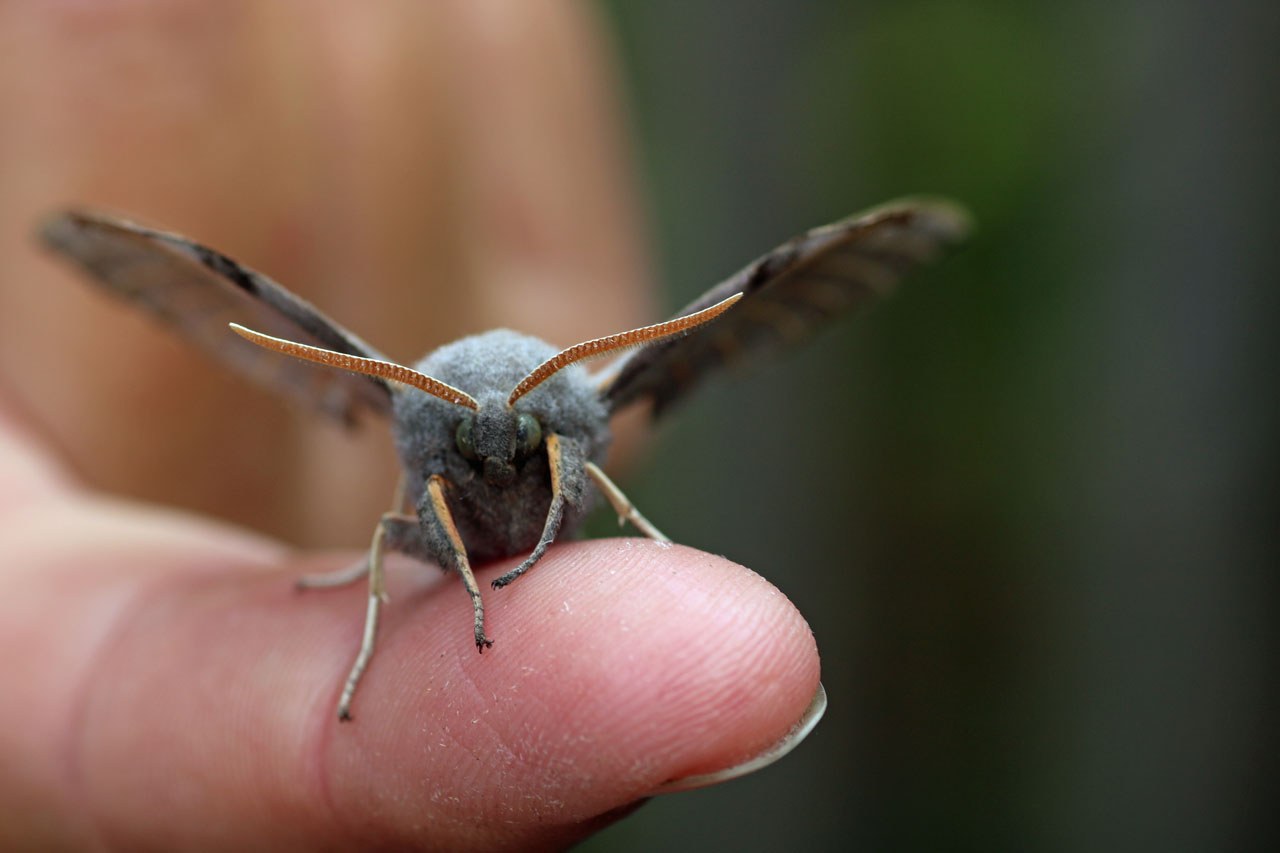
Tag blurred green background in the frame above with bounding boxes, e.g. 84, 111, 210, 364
584, 0, 1277, 849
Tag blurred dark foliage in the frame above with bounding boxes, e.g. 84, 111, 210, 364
585, 0, 1278, 849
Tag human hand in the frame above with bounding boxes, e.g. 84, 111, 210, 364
0, 3, 823, 848
0, 401, 821, 849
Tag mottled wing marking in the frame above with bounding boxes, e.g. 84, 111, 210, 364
39, 210, 393, 424
599, 198, 970, 416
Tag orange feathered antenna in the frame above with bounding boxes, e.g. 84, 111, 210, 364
230, 323, 480, 410
507, 293, 742, 406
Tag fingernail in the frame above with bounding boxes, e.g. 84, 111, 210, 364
647, 681, 827, 795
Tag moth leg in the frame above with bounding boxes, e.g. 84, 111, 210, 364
296, 557, 369, 590
491, 433, 575, 590
336, 510, 418, 721
297, 474, 408, 590
425, 475, 493, 651
585, 461, 671, 543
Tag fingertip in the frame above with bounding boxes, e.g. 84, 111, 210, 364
510, 541, 822, 790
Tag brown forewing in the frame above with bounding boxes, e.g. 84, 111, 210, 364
39, 210, 394, 425
598, 199, 971, 417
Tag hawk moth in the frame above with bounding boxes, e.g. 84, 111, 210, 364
39, 198, 969, 720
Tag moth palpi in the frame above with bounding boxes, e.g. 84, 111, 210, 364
39, 199, 970, 720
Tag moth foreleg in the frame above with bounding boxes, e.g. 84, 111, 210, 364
424, 475, 493, 652
491, 433, 579, 590
336, 510, 418, 721
585, 461, 671, 543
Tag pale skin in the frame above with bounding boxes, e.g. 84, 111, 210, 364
0, 2, 821, 849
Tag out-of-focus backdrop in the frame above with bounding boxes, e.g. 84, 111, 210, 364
586, 0, 1276, 849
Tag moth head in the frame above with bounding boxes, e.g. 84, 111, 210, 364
454, 407, 542, 487
229, 323, 547, 488
229, 291, 740, 487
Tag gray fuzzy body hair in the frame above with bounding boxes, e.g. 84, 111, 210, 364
391, 329, 610, 563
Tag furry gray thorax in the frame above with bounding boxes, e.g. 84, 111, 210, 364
390, 329, 611, 562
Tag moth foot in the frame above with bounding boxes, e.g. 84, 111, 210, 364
476, 636, 494, 653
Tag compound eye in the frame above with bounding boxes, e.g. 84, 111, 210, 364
515, 412, 543, 458
455, 416, 478, 461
